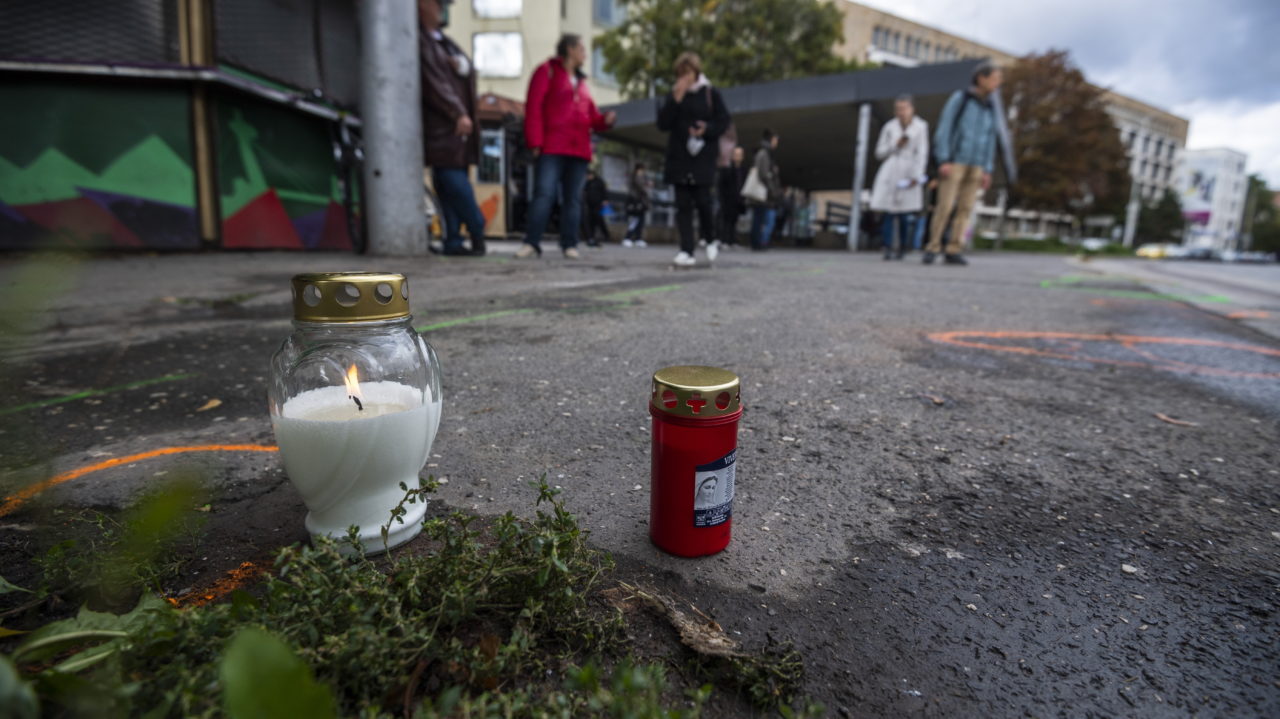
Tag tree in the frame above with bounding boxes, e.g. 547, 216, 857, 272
1002, 50, 1131, 232
1246, 176, 1280, 253
1136, 189, 1184, 244
596, 0, 873, 100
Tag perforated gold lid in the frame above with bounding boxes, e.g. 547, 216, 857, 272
651, 365, 741, 418
290, 272, 410, 322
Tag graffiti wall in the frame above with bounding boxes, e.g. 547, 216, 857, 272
0, 79, 200, 250
0, 78, 357, 251
213, 91, 354, 250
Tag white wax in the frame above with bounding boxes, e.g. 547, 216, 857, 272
273, 381, 440, 549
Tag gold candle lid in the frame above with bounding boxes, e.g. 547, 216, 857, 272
290, 272, 411, 322
651, 365, 741, 418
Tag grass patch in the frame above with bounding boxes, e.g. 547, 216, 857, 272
1, 479, 820, 717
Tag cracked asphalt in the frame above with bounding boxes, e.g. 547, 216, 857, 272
1, 245, 1278, 717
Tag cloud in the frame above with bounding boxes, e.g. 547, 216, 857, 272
1176, 100, 1280, 186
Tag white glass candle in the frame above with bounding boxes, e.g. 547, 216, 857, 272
273, 381, 439, 553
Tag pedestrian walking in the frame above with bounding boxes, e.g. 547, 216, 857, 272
581, 169, 611, 247
925, 61, 1003, 266
717, 146, 748, 247
419, 0, 485, 256
657, 51, 730, 267
747, 129, 782, 252
870, 94, 928, 260
623, 163, 651, 247
520, 34, 616, 259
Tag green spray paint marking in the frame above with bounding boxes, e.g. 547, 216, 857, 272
597, 284, 683, 302
1040, 277, 1229, 303
0, 373, 196, 417
415, 309, 535, 333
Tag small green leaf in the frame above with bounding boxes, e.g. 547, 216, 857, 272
220, 627, 336, 719
0, 575, 32, 595
0, 655, 39, 719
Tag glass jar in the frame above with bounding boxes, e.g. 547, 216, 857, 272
268, 272, 442, 554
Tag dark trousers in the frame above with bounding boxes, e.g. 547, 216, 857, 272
880, 212, 916, 255
525, 153, 589, 249
675, 183, 715, 254
583, 201, 610, 244
720, 203, 742, 245
432, 166, 486, 250
625, 212, 646, 241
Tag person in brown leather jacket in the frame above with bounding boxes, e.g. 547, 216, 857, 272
419, 0, 486, 256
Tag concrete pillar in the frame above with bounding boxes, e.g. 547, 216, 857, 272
360, 0, 427, 255
847, 103, 871, 251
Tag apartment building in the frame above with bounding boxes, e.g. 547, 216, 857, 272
832, 0, 1190, 240
1176, 148, 1250, 250
444, 0, 624, 106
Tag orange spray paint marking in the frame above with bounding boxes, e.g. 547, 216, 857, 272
928, 331, 1280, 380
1227, 310, 1271, 320
166, 561, 269, 608
0, 444, 279, 518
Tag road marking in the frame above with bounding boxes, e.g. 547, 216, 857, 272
415, 309, 534, 333
1227, 310, 1271, 319
167, 561, 268, 608
597, 284, 683, 302
1041, 277, 1229, 303
0, 373, 196, 417
0, 444, 278, 518
928, 330, 1280, 380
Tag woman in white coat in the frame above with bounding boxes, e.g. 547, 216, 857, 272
870, 95, 929, 260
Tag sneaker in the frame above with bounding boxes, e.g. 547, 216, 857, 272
706, 240, 719, 263
698, 238, 708, 248
673, 251, 696, 266
622, 239, 634, 247
515, 244, 540, 259
943, 254, 968, 266
563, 247, 581, 259
635, 239, 648, 248
921, 252, 936, 265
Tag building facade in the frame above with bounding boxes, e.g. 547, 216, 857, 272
444, 0, 623, 106
830, 0, 1190, 242
1176, 148, 1249, 250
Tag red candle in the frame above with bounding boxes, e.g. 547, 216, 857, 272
648, 366, 742, 557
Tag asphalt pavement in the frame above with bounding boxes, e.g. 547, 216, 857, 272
2, 243, 1278, 717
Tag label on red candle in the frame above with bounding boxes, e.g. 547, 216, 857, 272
693, 449, 736, 527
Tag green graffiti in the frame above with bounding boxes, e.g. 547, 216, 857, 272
216, 98, 339, 219
1040, 276, 1230, 303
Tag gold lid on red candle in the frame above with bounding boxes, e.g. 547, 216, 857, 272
290, 272, 411, 323
651, 365, 741, 418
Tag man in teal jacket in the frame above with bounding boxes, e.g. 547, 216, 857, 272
925, 62, 1003, 265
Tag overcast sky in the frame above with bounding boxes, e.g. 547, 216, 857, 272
856, 0, 1280, 185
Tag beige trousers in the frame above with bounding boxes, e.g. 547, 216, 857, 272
927, 163, 985, 255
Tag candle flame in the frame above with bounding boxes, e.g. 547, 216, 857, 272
344, 364, 365, 410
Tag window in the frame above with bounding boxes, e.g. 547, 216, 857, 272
473, 32, 523, 77
478, 129, 504, 184
473, 0, 520, 18
1141, 135, 1149, 153
591, 45, 616, 87
593, 0, 622, 26
892, 31, 901, 53
1139, 160, 1147, 177
872, 26, 882, 47
922, 41, 931, 61
1168, 145, 1175, 160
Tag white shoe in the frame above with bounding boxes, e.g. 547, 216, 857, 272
514, 244, 539, 259
698, 238, 708, 248
563, 247, 581, 259
622, 239, 634, 247
635, 239, 648, 248
673, 251, 696, 267
706, 240, 719, 263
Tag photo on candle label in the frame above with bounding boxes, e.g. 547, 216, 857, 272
693, 449, 735, 527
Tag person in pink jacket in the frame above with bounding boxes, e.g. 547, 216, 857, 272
518, 34, 616, 259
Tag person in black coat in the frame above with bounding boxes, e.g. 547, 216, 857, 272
717, 145, 748, 246
581, 169, 610, 247
657, 51, 731, 266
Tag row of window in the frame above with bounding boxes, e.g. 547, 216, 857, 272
1138, 160, 1173, 184
471, 0, 622, 23
471, 32, 616, 85
1125, 130, 1176, 162
871, 25, 964, 62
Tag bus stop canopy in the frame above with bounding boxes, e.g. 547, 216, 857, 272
600, 59, 1014, 193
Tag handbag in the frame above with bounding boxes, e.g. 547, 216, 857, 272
740, 167, 768, 203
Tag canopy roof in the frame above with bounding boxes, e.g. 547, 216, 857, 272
601, 59, 1013, 191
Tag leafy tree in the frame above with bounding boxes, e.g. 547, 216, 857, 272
1136, 189, 1184, 244
1002, 50, 1131, 231
1245, 175, 1280, 253
596, 0, 873, 100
